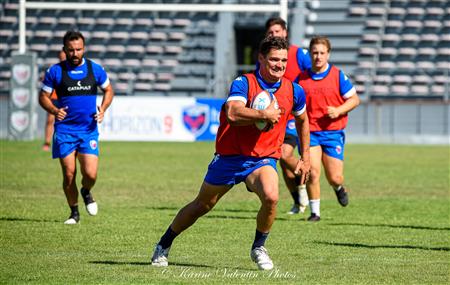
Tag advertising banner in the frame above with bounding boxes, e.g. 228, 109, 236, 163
9, 52, 38, 140
98, 96, 225, 141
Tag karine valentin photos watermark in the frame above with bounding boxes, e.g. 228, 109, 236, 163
159, 267, 297, 280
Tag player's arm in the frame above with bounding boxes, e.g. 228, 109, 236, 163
95, 83, 114, 123
294, 112, 311, 184
39, 90, 68, 121
292, 83, 311, 184
93, 64, 115, 123
225, 99, 280, 126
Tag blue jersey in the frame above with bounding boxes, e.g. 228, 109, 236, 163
228, 70, 306, 117
41, 58, 110, 134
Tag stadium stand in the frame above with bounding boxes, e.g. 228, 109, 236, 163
0, 0, 448, 99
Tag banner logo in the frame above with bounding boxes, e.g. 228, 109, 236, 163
182, 103, 209, 136
12, 88, 30, 108
12, 64, 31, 85
10, 111, 29, 132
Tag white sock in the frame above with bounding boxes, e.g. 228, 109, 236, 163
309, 199, 320, 216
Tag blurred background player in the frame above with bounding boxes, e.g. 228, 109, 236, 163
151, 37, 310, 270
39, 30, 114, 224
42, 50, 66, 151
297, 35, 360, 222
265, 17, 311, 214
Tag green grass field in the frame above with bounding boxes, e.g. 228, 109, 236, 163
1, 141, 449, 285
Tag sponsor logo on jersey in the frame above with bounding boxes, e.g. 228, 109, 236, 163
90, 140, 98, 150
68, 80, 92, 92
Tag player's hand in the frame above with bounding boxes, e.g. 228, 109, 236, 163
55, 106, 68, 121
294, 159, 311, 185
264, 100, 281, 125
95, 106, 104, 123
327, 106, 340, 119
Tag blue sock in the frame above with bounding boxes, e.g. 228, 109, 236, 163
158, 226, 178, 249
252, 230, 269, 249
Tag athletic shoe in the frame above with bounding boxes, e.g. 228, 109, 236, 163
151, 245, 170, 267
250, 246, 274, 270
334, 187, 349, 207
81, 188, 98, 216
299, 186, 309, 213
287, 204, 300, 214
64, 213, 80, 225
307, 213, 321, 222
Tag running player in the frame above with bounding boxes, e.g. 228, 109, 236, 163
297, 35, 360, 222
39, 30, 114, 224
42, 50, 66, 151
151, 37, 310, 270
265, 17, 311, 214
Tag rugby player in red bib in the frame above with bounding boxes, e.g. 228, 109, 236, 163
151, 37, 311, 270
297, 36, 360, 222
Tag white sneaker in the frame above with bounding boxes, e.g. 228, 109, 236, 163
151, 245, 170, 267
287, 204, 300, 214
299, 185, 309, 213
63, 214, 79, 225
81, 188, 98, 216
250, 246, 274, 270
85, 202, 98, 216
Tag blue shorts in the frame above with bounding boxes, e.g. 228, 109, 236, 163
204, 155, 278, 186
52, 131, 99, 159
285, 119, 297, 138
310, 130, 345, 160
284, 119, 300, 154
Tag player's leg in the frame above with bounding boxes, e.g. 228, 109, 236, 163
279, 141, 301, 214
59, 151, 79, 224
246, 165, 278, 270
152, 182, 232, 266
321, 130, 348, 207
76, 131, 100, 215
78, 153, 99, 215
322, 153, 348, 207
42, 113, 54, 151
307, 145, 323, 221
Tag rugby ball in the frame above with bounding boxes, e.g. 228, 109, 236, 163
251, 90, 276, 131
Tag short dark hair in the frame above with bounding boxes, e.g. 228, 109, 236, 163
265, 17, 287, 32
258, 36, 289, 57
63, 30, 85, 46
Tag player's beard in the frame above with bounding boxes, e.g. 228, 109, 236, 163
69, 55, 82, 66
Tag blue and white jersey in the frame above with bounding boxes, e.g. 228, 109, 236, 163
41, 58, 110, 133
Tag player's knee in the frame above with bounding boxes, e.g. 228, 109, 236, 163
192, 199, 215, 215
329, 174, 343, 186
262, 192, 278, 209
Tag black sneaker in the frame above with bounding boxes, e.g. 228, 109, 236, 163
334, 187, 349, 207
64, 212, 80, 225
307, 213, 321, 222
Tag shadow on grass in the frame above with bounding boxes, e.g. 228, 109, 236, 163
147, 206, 258, 214
204, 214, 290, 221
315, 241, 450, 252
0, 216, 60, 223
328, 222, 450, 231
89, 260, 216, 268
